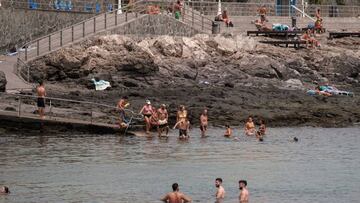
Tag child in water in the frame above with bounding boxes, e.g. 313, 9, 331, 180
245, 117, 256, 136
259, 119, 266, 135
256, 131, 264, 141
224, 124, 232, 137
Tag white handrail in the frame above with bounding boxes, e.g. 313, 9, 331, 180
291, 5, 316, 22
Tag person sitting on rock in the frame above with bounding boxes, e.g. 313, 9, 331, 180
301, 29, 320, 48
221, 10, 233, 27
245, 116, 256, 136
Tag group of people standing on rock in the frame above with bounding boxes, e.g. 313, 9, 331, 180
161, 179, 249, 203
118, 97, 267, 140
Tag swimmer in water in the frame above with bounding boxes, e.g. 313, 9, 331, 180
239, 180, 249, 203
293, 137, 299, 142
161, 183, 192, 203
259, 119, 266, 136
224, 124, 232, 137
173, 118, 190, 139
256, 131, 264, 141
0, 186, 10, 195
215, 178, 225, 203
200, 109, 208, 137
244, 117, 255, 136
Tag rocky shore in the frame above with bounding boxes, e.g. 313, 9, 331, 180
24, 34, 360, 127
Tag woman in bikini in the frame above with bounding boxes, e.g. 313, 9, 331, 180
177, 105, 187, 122
245, 116, 256, 136
139, 100, 154, 134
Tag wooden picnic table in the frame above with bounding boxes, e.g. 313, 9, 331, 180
247, 30, 303, 39
329, 32, 360, 39
259, 40, 306, 48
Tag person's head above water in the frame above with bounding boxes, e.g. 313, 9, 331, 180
0, 186, 10, 194
215, 178, 223, 188
172, 183, 179, 192
293, 137, 299, 142
203, 109, 208, 115
239, 180, 247, 190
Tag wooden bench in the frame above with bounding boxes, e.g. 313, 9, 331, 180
259, 40, 306, 48
247, 30, 303, 39
329, 32, 360, 39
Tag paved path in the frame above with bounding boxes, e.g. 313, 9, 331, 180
0, 55, 33, 91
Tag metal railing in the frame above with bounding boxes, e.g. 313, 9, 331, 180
1, 0, 120, 13
19, 0, 148, 61
18, 0, 214, 62
187, 1, 360, 17
0, 93, 143, 127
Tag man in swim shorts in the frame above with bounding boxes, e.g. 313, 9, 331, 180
239, 180, 249, 203
173, 118, 190, 139
200, 109, 208, 137
161, 183, 192, 203
215, 178, 225, 203
157, 104, 169, 137
36, 81, 46, 119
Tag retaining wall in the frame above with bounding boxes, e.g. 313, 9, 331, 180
0, 8, 96, 53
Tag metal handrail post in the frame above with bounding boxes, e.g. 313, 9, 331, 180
115, 10, 118, 25
83, 22, 86, 37
71, 26, 74, 42
48, 35, 51, 52
105, 13, 107, 29
94, 17, 96, 33
60, 30, 63, 46
36, 40, 40, 56
192, 2, 194, 26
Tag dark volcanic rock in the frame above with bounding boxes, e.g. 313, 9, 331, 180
24, 34, 360, 127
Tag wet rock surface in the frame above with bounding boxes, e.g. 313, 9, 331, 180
26, 34, 360, 127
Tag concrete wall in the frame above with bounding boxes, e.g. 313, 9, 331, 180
109, 14, 200, 37
0, 7, 96, 53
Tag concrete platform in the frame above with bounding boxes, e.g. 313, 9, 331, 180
0, 110, 132, 134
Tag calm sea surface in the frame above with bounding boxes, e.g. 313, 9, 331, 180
0, 127, 359, 203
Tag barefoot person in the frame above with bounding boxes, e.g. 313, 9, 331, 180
177, 105, 187, 122
0, 186, 10, 195
224, 124, 232, 137
239, 180, 249, 203
215, 178, 225, 203
117, 96, 129, 128
244, 117, 255, 136
139, 100, 154, 134
200, 109, 208, 137
157, 104, 169, 137
161, 183, 192, 203
173, 118, 190, 139
36, 81, 46, 119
